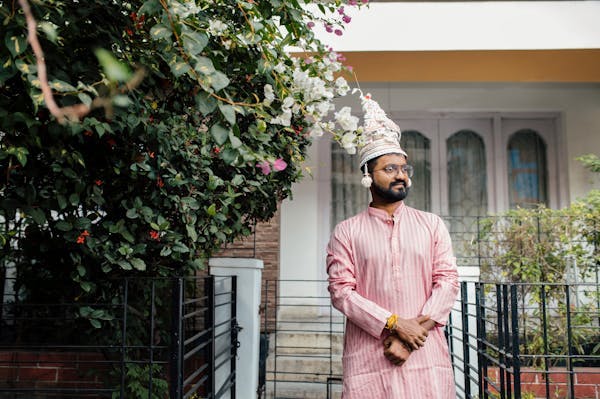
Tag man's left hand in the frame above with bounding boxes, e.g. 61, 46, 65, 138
383, 335, 411, 366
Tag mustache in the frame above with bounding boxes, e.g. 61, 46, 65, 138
390, 181, 407, 189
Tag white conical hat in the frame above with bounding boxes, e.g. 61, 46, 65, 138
357, 93, 407, 168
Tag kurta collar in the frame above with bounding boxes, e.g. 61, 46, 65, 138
367, 201, 406, 221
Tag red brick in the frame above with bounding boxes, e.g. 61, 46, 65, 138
519, 370, 539, 384
0, 366, 19, 380
16, 366, 58, 382
574, 384, 599, 398
576, 368, 600, 384
37, 352, 78, 367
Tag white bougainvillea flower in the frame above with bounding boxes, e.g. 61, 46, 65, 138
335, 106, 359, 132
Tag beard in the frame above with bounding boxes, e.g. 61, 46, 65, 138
372, 180, 410, 203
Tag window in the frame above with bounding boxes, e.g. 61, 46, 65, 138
507, 130, 548, 208
330, 113, 560, 225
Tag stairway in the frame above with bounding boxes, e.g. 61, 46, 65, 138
263, 316, 345, 399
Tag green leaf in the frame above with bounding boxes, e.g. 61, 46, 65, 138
113, 95, 132, 107
49, 79, 77, 92
182, 31, 208, 55
196, 92, 218, 115
194, 56, 215, 75
77, 265, 86, 277
126, 208, 139, 219
160, 247, 172, 257
221, 148, 238, 165
69, 193, 80, 206
170, 62, 191, 78
150, 24, 172, 40
78, 93, 92, 107
228, 132, 242, 149
186, 224, 198, 241
90, 319, 101, 329
207, 204, 217, 216
5, 34, 27, 57
39, 22, 59, 43
209, 71, 230, 91
219, 103, 236, 125
210, 124, 229, 145
81, 281, 93, 293
130, 258, 146, 271
94, 48, 132, 82
27, 208, 46, 225
55, 220, 72, 231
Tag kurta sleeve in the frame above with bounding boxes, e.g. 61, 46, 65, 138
420, 216, 459, 326
326, 222, 392, 339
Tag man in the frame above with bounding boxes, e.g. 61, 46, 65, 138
326, 94, 459, 398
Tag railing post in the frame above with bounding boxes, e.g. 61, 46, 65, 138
460, 281, 471, 398
510, 285, 521, 399
475, 282, 487, 399
565, 284, 575, 399
169, 277, 184, 399
207, 276, 216, 397
231, 276, 238, 399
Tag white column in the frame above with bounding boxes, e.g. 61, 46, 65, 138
209, 257, 263, 399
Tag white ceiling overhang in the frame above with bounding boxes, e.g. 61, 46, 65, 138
307, 1, 600, 51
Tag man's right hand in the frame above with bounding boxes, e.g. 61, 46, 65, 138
393, 315, 430, 351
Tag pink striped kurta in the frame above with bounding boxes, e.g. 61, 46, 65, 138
327, 202, 459, 398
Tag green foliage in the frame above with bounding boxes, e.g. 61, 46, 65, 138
112, 364, 169, 399
0, 0, 365, 392
576, 153, 600, 173
0, 0, 363, 299
478, 183, 600, 368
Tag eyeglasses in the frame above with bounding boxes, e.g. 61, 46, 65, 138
372, 164, 414, 178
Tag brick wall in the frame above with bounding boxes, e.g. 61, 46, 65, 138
486, 367, 600, 398
0, 351, 106, 391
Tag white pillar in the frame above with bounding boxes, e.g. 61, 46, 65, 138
209, 257, 263, 399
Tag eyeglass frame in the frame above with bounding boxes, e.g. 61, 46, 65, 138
370, 163, 414, 178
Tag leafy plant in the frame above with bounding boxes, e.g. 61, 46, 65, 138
477, 156, 600, 368
0, 0, 368, 394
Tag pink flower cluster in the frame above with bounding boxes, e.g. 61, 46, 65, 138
257, 158, 288, 175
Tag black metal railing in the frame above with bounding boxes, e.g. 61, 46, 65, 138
448, 281, 600, 399
0, 275, 237, 399
260, 279, 344, 399
261, 279, 599, 399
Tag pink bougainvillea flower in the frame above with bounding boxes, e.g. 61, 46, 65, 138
337, 6, 345, 14
149, 230, 160, 241
307, 21, 315, 29
334, 29, 343, 36
347, 0, 358, 5
273, 158, 288, 172
343, 15, 352, 24
76, 230, 90, 244
257, 161, 271, 175
325, 24, 333, 33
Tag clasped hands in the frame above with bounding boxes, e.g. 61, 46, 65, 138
383, 315, 430, 366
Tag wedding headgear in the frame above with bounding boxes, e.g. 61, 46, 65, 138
357, 93, 410, 188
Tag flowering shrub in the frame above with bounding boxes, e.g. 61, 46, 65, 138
0, 0, 365, 309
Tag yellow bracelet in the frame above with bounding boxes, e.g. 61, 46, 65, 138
385, 314, 398, 331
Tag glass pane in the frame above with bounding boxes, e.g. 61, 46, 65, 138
401, 130, 431, 212
447, 130, 488, 217
330, 142, 370, 227
507, 130, 548, 208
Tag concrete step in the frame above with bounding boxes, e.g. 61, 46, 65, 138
268, 331, 344, 355
263, 380, 342, 399
275, 316, 345, 334
266, 354, 342, 383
